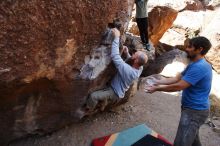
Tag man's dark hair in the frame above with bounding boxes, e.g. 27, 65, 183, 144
189, 36, 212, 55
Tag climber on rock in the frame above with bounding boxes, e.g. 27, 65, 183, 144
76, 28, 148, 118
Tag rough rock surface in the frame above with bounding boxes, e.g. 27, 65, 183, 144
142, 49, 189, 76
0, 0, 134, 145
148, 6, 178, 45
124, 33, 155, 61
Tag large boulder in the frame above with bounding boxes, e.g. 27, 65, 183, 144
124, 33, 155, 61
142, 49, 189, 76
0, 0, 134, 145
148, 6, 178, 45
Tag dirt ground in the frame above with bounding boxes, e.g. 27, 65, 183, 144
10, 91, 220, 146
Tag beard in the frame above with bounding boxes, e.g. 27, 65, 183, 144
126, 57, 135, 66
186, 52, 196, 60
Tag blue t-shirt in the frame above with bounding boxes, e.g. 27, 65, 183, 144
181, 58, 212, 110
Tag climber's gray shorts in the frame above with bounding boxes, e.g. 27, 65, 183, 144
86, 87, 119, 110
